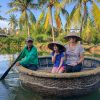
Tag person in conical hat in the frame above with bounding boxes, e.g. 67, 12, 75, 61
48, 42, 66, 73
64, 31, 84, 72
15, 37, 38, 71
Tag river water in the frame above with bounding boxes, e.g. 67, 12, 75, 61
0, 54, 100, 100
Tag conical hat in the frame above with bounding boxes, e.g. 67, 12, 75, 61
48, 42, 66, 52
64, 31, 82, 41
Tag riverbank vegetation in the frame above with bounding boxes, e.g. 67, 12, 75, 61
0, 0, 100, 57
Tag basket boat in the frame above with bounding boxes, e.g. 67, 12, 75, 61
18, 57, 100, 97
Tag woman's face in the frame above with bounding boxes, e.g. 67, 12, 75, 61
54, 45, 58, 51
68, 37, 77, 43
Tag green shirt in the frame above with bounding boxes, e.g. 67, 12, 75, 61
17, 46, 38, 65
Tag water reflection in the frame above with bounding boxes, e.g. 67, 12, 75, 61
0, 79, 44, 100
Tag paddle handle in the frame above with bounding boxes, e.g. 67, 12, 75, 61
0, 52, 22, 80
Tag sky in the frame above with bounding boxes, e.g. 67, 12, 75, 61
0, 0, 11, 28
0, 0, 75, 29
0, 0, 100, 29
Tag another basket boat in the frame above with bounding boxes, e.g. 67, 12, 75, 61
18, 57, 100, 97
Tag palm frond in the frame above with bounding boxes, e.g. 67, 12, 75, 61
8, 14, 18, 29
61, 8, 69, 19
82, 18, 96, 43
36, 10, 45, 26
92, 2, 100, 30
55, 12, 62, 30
38, 0, 49, 5
65, 4, 78, 30
44, 10, 50, 29
6, 7, 18, 14
59, 0, 76, 8
53, 1, 61, 8
8, 1, 23, 8
29, 10, 36, 24
83, 5, 88, 27
29, 3, 39, 9
19, 11, 28, 28
72, 4, 81, 27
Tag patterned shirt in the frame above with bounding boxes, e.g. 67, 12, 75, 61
65, 44, 84, 65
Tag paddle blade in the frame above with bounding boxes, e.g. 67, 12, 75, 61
0, 67, 12, 80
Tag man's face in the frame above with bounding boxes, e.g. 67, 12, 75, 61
27, 40, 33, 47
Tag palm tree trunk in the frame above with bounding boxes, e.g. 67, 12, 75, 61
49, 6, 55, 42
80, 1, 87, 44
28, 25, 30, 37
80, 1, 87, 37
12, 23, 14, 34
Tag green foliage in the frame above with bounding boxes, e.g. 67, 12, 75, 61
8, 14, 18, 33
38, 51, 49, 56
7, 0, 37, 34
82, 17, 100, 44
0, 35, 25, 54
92, 33, 100, 45
34, 34, 51, 43
56, 32, 67, 43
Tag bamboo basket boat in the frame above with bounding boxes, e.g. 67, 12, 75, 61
18, 57, 100, 97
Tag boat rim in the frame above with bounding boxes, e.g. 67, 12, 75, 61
18, 57, 100, 79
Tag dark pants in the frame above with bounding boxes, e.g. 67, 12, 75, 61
21, 64, 38, 71
65, 63, 82, 73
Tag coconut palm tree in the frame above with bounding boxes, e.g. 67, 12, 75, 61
66, 0, 100, 36
7, 0, 38, 36
37, 0, 71, 42
65, 0, 88, 33
8, 14, 18, 34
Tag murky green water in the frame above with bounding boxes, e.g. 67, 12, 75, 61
0, 54, 100, 100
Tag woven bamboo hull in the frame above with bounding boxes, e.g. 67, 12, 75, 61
18, 57, 100, 97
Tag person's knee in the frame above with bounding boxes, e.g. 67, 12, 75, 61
58, 70, 63, 73
58, 67, 65, 73
51, 67, 57, 73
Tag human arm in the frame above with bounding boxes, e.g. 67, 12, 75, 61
77, 45, 84, 64
52, 52, 57, 63
15, 47, 26, 66
57, 57, 65, 71
77, 54, 84, 64
57, 53, 65, 72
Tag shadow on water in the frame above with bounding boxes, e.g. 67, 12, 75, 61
0, 54, 100, 100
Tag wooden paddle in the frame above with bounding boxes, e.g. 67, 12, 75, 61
0, 52, 22, 80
